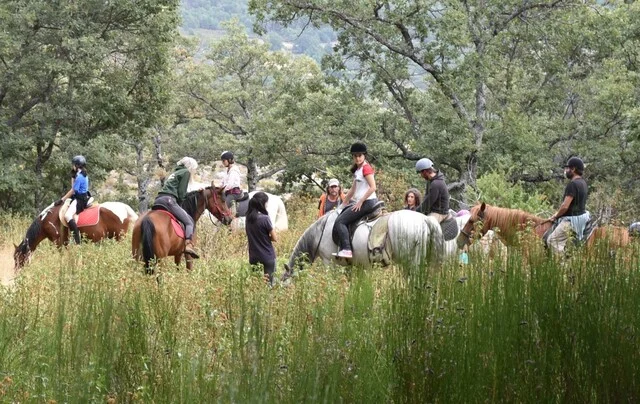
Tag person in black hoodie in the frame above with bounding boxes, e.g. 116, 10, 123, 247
415, 158, 450, 223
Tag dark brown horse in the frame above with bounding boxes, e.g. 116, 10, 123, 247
13, 201, 139, 271
131, 186, 232, 272
457, 202, 631, 250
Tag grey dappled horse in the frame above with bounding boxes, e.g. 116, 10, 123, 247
283, 209, 446, 276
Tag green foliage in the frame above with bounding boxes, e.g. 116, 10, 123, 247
467, 171, 553, 214
0, 0, 180, 213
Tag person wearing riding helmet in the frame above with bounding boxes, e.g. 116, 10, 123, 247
56, 155, 90, 244
153, 157, 200, 258
415, 158, 450, 223
220, 151, 243, 212
332, 142, 378, 259
546, 156, 590, 253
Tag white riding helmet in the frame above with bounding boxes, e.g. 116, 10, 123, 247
415, 158, 434, 173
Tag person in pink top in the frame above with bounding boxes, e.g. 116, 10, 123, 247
333, 142, 378, 259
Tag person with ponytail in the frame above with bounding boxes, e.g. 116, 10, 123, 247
246, 191, 277, 285
332, 142, 378, 259
56, 155, 90, 244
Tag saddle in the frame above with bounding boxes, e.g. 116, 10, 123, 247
440, 215, 459, 241
543, 216, 598, 247
151, 207, 186, 239
59, 198, 99, 228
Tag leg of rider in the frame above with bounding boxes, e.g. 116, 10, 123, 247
65, 200, 81, 244
225, 193, 239, 216
166, 198, 198, 258
547, 220, 572, 253
427, 212, 449, 223
332, 200, 377, 253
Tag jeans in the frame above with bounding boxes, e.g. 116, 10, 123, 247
332, 199, 378, 250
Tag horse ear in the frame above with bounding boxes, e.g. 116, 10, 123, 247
480, 202, 486, 212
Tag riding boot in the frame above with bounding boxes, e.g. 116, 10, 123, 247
68, 219, 81, 244
184, 239, 200, 259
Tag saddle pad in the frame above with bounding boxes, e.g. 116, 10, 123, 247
77, 206, 100, 227
441, 216, 459, 241
59, 200, 100, 228
156, 210, 185, 239
368, 214, 390, 252
368, 214, 392, 266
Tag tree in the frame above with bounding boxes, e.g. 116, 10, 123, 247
0, 0, 180, 213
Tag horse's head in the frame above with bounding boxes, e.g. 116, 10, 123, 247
13, 241, 31, 272
205, 186, 233, 225
456, 202, 487, 249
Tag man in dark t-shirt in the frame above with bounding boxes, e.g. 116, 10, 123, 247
546, 157, 590, 252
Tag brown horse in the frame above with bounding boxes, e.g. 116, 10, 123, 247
131, 186, 232, 272
13, 201, 139, 271
456, 202, 630, 250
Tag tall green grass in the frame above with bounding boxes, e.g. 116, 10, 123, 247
1, 201, 639, 402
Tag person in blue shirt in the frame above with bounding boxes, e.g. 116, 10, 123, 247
56, 155, 90, 244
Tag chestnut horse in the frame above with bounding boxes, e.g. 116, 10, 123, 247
13, 201, 139, 271
131, 186, 233, 272
456, 202, 630, 250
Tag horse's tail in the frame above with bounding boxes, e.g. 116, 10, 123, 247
273, 195, 288, 230
140, 215, 156, 265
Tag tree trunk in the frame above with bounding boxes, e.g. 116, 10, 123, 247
246, 157, 258, 191
135, 142, 151, 212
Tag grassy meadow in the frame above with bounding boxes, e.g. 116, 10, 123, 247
0, 196, 639, 402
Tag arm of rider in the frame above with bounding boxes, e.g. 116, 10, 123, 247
352, 174, 376, 212
418, 186, 438, 215
341, 179, 356, 207
548, 195, 573, 222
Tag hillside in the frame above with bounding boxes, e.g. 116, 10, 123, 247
180, 0, 336, 61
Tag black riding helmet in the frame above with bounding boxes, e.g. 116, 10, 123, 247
72, 155, 86, 167
350, 142, 367, 154
221, 151, 234, 161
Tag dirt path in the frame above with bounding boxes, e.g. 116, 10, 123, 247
0, 247, 16, 286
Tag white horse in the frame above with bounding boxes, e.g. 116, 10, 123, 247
282, 209, 445, 277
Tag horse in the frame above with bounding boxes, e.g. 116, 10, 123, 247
231, 191, 288, 231
456, 202, 631, 250
281, 209, 445, 279
131, 186, 233, 272
191, 182, 288, 231
13, 201, 139, 271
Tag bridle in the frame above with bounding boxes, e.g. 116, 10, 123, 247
204, 187, 232, 225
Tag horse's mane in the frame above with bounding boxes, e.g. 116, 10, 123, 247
18, 217, 42, 253
289, 213, 331, 266
477, 204, 543, 231
182, 188, 207, 217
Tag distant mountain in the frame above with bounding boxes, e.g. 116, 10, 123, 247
180, 0, 336, 61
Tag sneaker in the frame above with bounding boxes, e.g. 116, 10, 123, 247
184, 240, 200, 259
336, 249, 353, 258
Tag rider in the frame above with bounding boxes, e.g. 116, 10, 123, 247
220, 151, 243, 212
333, 142, 378, 259
153, 157, 200, 258
57, 155, 90, 244
415, 158, 450, 223
317, 178, 346, 218
629, 222, 640, 238
546, 157, 589, 253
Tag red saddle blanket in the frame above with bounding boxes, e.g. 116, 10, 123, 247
156, 210, 185, 239
77, 206, 100, 227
